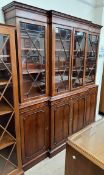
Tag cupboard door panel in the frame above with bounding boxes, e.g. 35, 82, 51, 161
86, 92, 96, 125
72, 97, 85, 133
51, 102, 71, 148
54, 106, 63, 143
72, 100, 79, 133
78, 98, 85, 130
20, 105, 49, 164
90, 93, 96, 123
64, 105, 70, 138
24, 111, 45, 157
85, 95, 91, 125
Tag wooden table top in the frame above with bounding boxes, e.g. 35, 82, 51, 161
68, 118, 104, 170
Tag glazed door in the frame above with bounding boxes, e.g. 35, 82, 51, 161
85, 33, 99, 84
52, 25, 72, 95
17, 19, 48, 102
72, 29, 87, 89
0, 25, 22, 174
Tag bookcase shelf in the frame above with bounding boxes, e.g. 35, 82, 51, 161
23, 69, 45, 74
0, 131, 14, 150
0, 103, 12, 116
0, 80, 8, 86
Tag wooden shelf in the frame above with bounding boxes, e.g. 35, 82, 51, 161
0, 55, 10, 58
55, 49, 69, 51
0, 155, 16, 174
0, 79, 8, 86
0, 103, 12, 116
23, 80, 45, 87
0, 130, 14, 150
23, 69, 45, 74
22, 48, 44, 51
55, 69, 69, 72
56, 39, 70, 42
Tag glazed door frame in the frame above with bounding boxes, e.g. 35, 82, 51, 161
84, 32, 99, 85
71, 28, 87, 90
16, 18, 49, 103
51, 24, 73, 96
0, 24, 22, 172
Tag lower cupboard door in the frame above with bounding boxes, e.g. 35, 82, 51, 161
85, 92, 97, 125
20, 107, 49, 164
72, 97, 85, 133
51, 103, 71, 147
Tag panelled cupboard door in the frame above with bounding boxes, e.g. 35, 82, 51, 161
85, 89, 97, 126
20, 105, 49, 164
72, 95, 85, 133
17, 19, 48, 103
51, 101, 71, 148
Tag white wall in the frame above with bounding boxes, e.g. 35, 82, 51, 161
95, 6, 104, 120
0, 0, 97, 23
0, 0, 104, 120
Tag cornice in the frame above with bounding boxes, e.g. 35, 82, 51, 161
2, 1, 102, 29
2, 1, 47, 15
48, 10, 102, 29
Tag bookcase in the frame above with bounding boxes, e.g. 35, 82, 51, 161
3, 2, 49, 170
0, 24, 23, 175
2, 1, 102, 171
48, 10, 101, 156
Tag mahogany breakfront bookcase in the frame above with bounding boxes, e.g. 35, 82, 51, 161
0, 24, 23, 175
2, 1, 102, 171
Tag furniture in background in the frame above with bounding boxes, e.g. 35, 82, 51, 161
2, 1, 102, 171
0, 24, 23, 175
99, 65, 104, 115
65, 118, 104, 175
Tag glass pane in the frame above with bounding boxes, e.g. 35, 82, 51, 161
0, 34, 12, 95
20, 22, 46, 99
55, 28, 71, 93
85, 34, 99, 84
72, 31, 86, 88
0, 34, 11, 79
